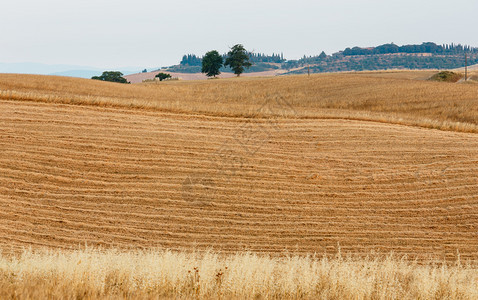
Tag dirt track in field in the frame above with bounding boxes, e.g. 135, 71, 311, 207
1, 100, 477, 261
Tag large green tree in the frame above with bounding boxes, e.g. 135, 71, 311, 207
224, 44, 252, 76
91, 71, 129, 83
201, 50, 223, 78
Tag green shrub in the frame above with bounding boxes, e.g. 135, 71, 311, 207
91, 71, 129, 84
429, 71, 463, 83
155, 73, 172, 81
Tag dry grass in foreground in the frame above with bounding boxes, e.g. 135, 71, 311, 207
1, 249, 477, 300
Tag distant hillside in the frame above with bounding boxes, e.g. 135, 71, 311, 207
285, 53, 478, 75
165, 52, 284, 74
342, 42, 477, 56
0, 62, 143, 78
166, 62, 280, 74
283, 42, 477, 74
164, 42, 477, 77
124, 69, 287, 83
51, 69, 139, 79
0, 62, 103, 76
50, 70, 106, 79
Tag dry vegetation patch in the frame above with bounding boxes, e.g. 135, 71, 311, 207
1, 249, 477, 299
429, 71, 463, 83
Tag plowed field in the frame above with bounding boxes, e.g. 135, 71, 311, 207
1, 82, 477, 261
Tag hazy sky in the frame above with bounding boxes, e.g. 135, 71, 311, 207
2, 0, 478, 69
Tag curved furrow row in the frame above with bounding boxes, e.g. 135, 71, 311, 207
1, 100, 477, 260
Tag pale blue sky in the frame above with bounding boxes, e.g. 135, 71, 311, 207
1, 0, 477, 69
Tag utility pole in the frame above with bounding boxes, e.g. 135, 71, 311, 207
465, 52, 468, 81
308, 65, 310, 77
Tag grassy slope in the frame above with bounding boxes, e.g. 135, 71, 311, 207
1, 71, 478, 133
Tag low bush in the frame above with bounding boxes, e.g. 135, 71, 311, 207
429, 71, 463, 83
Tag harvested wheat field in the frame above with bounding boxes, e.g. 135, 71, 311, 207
1, 72, 478, 298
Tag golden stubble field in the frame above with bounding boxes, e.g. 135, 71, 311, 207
0, 71, 478, 299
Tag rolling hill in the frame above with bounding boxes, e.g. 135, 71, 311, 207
0, 71, 477, 262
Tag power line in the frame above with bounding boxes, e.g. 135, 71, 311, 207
465, 52, 468, 81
